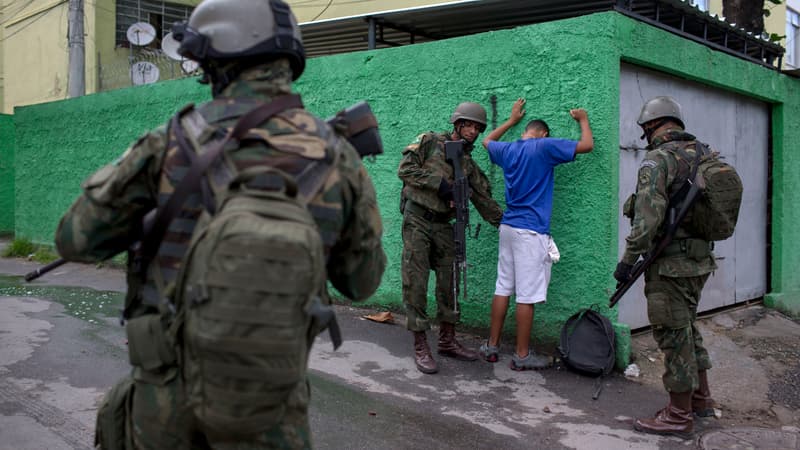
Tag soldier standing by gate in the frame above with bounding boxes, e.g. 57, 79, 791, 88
398, 102, 503, 374
54, 0, 386, 448
616, 96, 719, 438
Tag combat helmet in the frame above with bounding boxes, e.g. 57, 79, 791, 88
637, 96, 684, 128
450, 102, 487, 131
172, 0, 305, 80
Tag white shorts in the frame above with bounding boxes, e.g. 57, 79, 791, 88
495, 224, 558, 304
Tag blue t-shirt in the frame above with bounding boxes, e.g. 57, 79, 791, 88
487, 138, 577, 234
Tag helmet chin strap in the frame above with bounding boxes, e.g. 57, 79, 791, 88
453, 121, 479, 144
640, 118, 671, 143
201, 60, 246, 96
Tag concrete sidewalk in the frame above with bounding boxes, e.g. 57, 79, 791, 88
0, 251, 797, 449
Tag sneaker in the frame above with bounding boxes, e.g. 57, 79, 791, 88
479, 342, 500, 363
510, 351, 551, 371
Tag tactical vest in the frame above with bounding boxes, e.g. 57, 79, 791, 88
140, 99, 344, 308
401, 131, 473, 215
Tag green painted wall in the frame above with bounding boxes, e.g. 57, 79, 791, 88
293, 15, 621, 349
14, 78, 208, 245
12, 12, 800, 356
0, 113, 13, 233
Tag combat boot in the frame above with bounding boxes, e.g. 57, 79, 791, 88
692, 370, 716, 417
413, 331, 438, 374
633, 391, 694, 439
437, 322, 479, 361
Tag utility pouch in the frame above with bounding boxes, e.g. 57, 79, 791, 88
623, 193, 636, 225
686, 239, 712, 261
126, 314, 176, 372
95, 376, 134, 450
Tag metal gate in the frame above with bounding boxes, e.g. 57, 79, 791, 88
618, 63, 768, 329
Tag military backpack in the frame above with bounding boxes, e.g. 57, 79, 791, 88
666, 141, 743, 241
157, 95, 341, 437
176, 164, 335, 437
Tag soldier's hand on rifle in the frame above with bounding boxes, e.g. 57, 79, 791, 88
613, 261, 633, 286
438, 179, 454, 202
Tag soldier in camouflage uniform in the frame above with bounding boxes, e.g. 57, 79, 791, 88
398, 102, 503, 374
615, 96, 716, 438
54, 1, 386, 448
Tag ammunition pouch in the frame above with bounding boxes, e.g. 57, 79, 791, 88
94, 376, 135, 450
623, 193, 636, 225
662, 238, 714, 261
126, 314, 177, 372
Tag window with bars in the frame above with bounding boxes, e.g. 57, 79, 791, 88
116, 0, 194, 47
787, 8, 799, 68
689, 0, 709, 12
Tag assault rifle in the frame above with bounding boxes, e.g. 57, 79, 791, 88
24, 100, 384, 283
445, 140, 469, 311
609, 165, 706, 308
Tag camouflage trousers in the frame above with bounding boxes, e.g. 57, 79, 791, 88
644, 264, 712, 394
97, 368, 312, 449
401, 208, 459, 331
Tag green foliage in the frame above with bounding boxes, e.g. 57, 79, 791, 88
1, 237, 59, 263
31, 247, 59, 263
769, 33, 786, 42
2, 237, 37, 258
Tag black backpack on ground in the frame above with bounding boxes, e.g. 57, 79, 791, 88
558, 307, 616, 399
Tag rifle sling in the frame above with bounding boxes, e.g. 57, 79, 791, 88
127, 94, 303, 319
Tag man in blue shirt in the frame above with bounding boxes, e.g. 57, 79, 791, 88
480, 98, 594, 370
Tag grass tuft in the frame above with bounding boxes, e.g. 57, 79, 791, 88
2, 237, 60, 263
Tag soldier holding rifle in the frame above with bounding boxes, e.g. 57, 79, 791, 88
397, 102, 502, 374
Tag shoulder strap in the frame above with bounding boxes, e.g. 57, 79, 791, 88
128, 94, 303, 318
666, 141, 705, 210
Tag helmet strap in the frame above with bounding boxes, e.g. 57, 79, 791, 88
640, 118, 671, 143
453, 121, 471, 142
201, 60, 239, 96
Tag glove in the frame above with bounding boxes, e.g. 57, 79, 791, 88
613, 261, 634, 286
437, 179, 454, 202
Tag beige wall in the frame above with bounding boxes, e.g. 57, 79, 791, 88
4, 0, 71, 113
1, 0, 201, 113
1, 0, 102, 113
288, 0, 458, 23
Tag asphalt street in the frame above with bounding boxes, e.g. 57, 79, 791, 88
0, 248, 797, 449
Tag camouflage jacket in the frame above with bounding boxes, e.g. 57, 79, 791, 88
621, 128, 716, 276
55, 61, 386, 304
397, 131, 502, 226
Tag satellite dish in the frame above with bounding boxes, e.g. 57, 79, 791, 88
161, 32, 182, 60
126, 22, 156, 46
181, 59, 200, 75
130, 61, 160, 85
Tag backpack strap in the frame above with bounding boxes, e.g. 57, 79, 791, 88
125, 94, 303, 320
664, 141, 706, 230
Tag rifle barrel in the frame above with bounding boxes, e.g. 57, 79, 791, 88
24, 258, 68, 282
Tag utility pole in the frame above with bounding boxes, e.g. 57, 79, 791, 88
67, 0, 85, 97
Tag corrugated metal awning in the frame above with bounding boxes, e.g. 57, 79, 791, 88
299, 0, 784, 70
